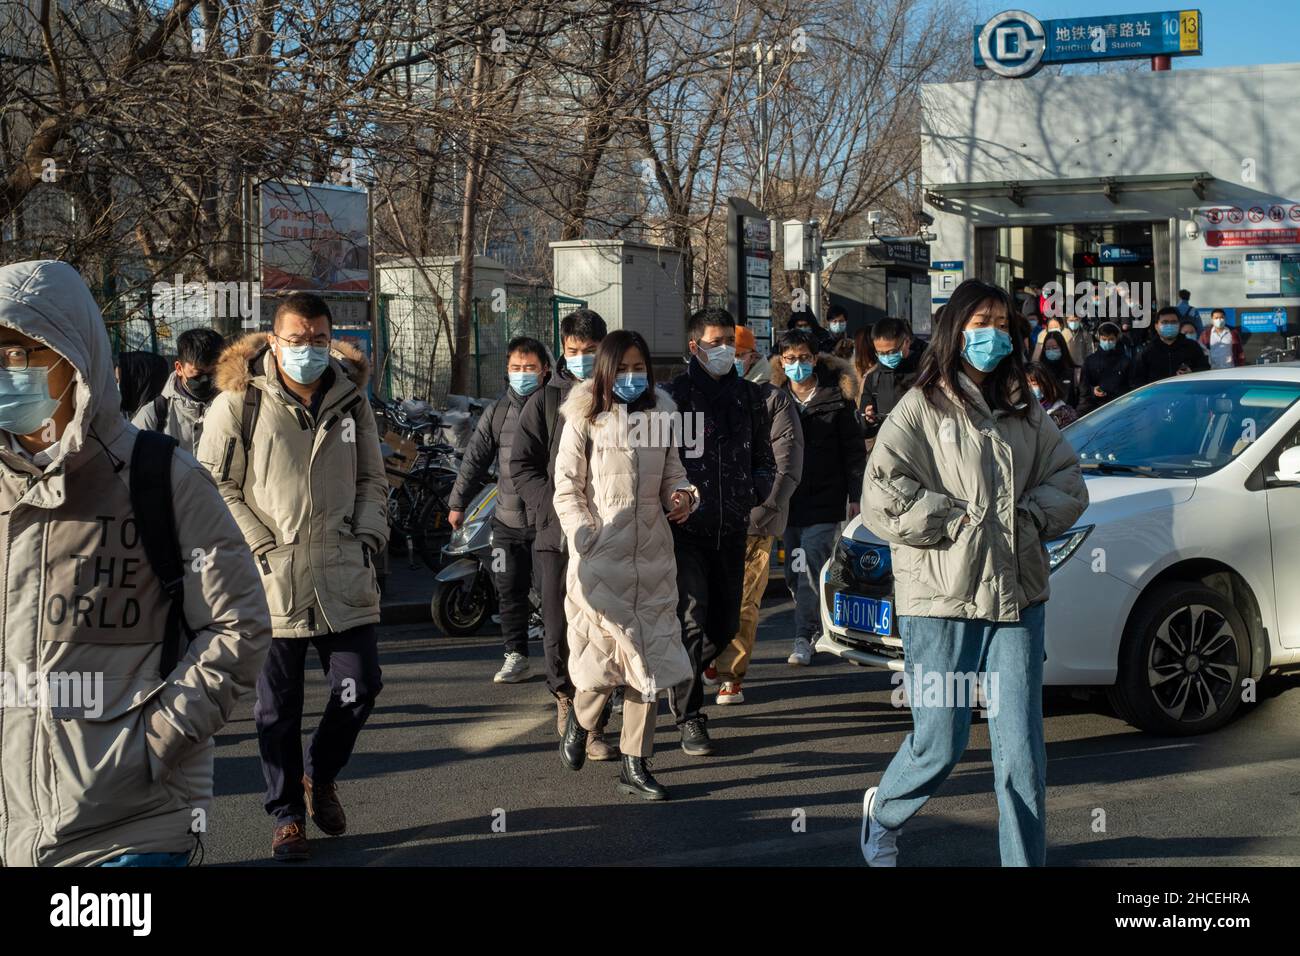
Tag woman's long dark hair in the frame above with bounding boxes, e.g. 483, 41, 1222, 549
913, 279, 1030, 417
1040, 329, 1077, 370
1024, 361, 1061, 405
116, 350, 170, 416
852, 327, 876, 380
587, 329, 656, 421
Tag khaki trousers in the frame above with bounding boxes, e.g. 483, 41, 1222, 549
715, 534, 775, 682
574, 687, 657, 758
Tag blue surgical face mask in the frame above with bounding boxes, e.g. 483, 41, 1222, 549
1067, 320, 1081, 332
508, 371, 540, 396
0, 361, 67, 436
783, 360, 813, 383
961, 327, 1013, 372
1099, 339, 1116, 351
612, 372, 647, 403
278, 343, 330, 385
566, 353, 595, 380
1044, 347, 1063, 362
734, 358, 746, 377
877, 351, 903, 369
1158, 322, 1180, 340
829, 321, 847, 334
1184, 332, 1197, 341
1030, 384, 1044, 401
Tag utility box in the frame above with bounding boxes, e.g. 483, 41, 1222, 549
550, 240, 688, 358
783, 219, 819, 272
377, 255, 507, 401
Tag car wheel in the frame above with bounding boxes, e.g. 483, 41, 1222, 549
1108, 583, 1250, 736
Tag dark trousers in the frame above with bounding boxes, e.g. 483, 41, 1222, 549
254, 624, 382, 825
669, 532, 747, 726
535, 546, 573, 698
492, 520, 535, 657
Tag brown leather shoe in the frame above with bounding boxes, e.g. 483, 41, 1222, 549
556, 694, 572, 737
586, 730, 618, 761
303, 775, 347, 836
272, 821, 310, 861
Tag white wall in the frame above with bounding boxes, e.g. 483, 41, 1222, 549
922, 63, 1300, 322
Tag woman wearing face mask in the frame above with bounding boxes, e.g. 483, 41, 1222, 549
114, 350, 170, 418
1063, 314, 1093, 366
1038, 330, 1078, 407
858, 278, 1088, 867
553, 330, 697, 800
1025, 362, 1078, 429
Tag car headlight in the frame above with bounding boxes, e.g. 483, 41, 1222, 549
1046, 526, 1093, 573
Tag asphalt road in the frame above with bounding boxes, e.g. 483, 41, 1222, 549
203, 598, 1300, 867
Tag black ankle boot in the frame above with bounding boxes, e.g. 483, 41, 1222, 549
560, 705, 588, 771
618, 755, 668, 801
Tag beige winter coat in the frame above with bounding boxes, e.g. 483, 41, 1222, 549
196, 333, 388, 638
553, 383, 697, 697
861, 373, 1088, 622
0, 260, 272, 866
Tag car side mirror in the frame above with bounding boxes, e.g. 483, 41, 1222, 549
1274, 445, 1300, 484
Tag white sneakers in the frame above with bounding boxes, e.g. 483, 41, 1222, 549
787, 637, 813, 666
861, 786, 899, 867
493, 652, 530, 684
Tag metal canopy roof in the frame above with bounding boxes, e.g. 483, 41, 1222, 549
925, 172, 1213, 207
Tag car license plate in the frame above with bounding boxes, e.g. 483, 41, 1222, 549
832, 592, 892, 637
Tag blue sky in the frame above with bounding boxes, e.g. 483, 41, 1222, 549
971, 1, 1300, 69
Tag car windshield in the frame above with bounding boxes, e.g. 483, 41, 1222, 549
1065, 378, 1300, 478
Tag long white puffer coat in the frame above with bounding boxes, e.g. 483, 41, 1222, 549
553, 382, 697, 697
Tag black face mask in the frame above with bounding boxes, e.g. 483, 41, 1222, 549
185, 373, 216, 401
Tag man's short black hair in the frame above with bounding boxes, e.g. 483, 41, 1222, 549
1210, 308, 1226, 318
871, 317, 908, 344
1157, 305, 1181, 321
1178, 289, 1191, 300
776, 329, 817, 356
560, 308, 607, 343
177, 327, 225, 367
506, 335, 551, 366
688, 306, 735, 343
1098, 322, 1121, 337
827, 304, 848, 321
274, 292, 332, 330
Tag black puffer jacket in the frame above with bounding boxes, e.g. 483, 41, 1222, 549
859, 340, 926, 438
448, 382, 536, 529
1130, 336, 1209, 388
772, 355, 866, 527
1078, 348, 1132, 413
665, 358, 777, 544
509, 370, 576, 552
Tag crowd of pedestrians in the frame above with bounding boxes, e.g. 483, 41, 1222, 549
31, 255, 1264, 867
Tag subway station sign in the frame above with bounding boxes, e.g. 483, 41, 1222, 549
974, 9, 1201, 78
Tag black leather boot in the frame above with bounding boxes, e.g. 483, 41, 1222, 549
617, 755, 668, 801
560, 705, 588, 771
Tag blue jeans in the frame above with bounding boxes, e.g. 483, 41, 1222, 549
99, 852, 190, 867
782, 523, 839, 643
872, 602, 1047, 866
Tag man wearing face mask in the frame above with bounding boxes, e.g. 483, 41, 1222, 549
859, 318, 926, 441
732, 324, 772, 384
1078, 322, 1132, 413
0, 260, 271, 867
825, 304, 850, 349
132, 327, 225, 456
1198, 309, 1244, 370
449, 336, 552, 686
197, 292, 388, 862
664, 308, 777, 756
510, 312, 613, 751
1130, 305, 1210, 388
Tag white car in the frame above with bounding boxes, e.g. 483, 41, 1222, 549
817, 364, 1300, 735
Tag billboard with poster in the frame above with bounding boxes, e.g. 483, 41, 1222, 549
260, 182, 371, 293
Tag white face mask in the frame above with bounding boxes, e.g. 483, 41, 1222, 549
697, 342, 736, 375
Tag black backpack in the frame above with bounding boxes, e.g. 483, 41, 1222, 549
128, 430, 195, 678
149, 393, 169, 433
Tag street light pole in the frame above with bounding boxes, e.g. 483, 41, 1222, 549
755, 41, 769, 208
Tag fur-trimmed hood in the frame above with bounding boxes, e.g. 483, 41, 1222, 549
769, 352, 858, 402
559, 378, 677, 424
215, 331, 370, 393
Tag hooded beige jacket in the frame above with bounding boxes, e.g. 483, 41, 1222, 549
553, 383, 697, 697
861, 374, 1088, 622
196, 333, 388, 638
0, 260, 272, 867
